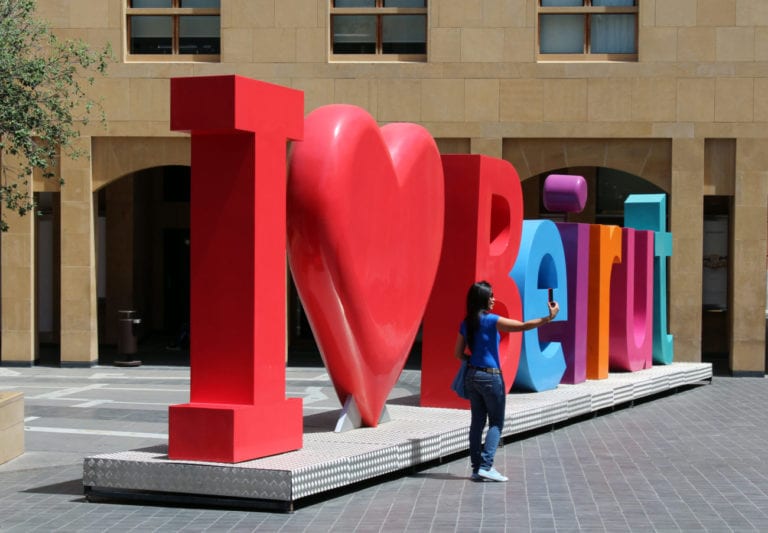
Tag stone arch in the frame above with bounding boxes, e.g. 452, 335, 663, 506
503, 139, 672, 193
92, 137, 190, 191
92, 137, 191, 353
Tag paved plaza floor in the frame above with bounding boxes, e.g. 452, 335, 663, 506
1, 364, 767, 532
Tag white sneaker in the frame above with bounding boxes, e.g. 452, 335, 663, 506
478, 467, 508, 482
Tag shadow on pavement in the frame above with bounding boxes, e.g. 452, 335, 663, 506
23, 478, 84, 497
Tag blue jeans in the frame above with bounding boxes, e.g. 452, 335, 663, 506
465, 367, 506, 472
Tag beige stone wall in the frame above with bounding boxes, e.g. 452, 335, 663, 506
32, 0, 768, 141
29, 0, 766, 131
0, 392, 24, 464
732, 139, 768, 374
0, 153, 36, 365
670, 138, 705, 361
5, 0, 764, 371
59, 137, 99, 365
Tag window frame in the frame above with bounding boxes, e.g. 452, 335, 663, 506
536, 1, 638, 62
125, 0, 221, 62
329, 1, 428, 63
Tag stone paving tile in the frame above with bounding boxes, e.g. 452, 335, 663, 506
2, 368, 768, 531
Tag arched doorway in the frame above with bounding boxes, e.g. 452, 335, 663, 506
521, 166, 667, 226
96, 165, 190, 364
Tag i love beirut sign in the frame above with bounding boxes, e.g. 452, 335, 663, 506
165, 76, 673, 464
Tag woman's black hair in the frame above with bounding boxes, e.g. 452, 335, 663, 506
464, 281, 493, 352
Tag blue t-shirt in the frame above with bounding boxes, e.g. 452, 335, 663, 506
459, 312, 501, 369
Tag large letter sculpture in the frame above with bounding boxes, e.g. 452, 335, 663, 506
542, 223, 590, 384
624, 194, 674, 364
609, 228, 654, 371
168, 76, 304, 463
587, 225, 622, 380
511, 220, 568, 391
538, 174, 590, 384
287, 105, 444, 427
422, 155, 524, 408
164, 73, 679, 462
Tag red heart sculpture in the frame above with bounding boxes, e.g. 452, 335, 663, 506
287, 105, 444, 427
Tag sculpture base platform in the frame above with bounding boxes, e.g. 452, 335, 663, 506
83, 363, 712, 512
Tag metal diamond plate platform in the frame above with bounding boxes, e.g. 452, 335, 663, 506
83, 362, 712, 511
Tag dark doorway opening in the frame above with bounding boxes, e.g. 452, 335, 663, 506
163, 228, 189, 334
163, 228, 190, 344
702, 195, 731, 376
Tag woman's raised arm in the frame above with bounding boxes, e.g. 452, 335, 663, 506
496, 301, 559, 333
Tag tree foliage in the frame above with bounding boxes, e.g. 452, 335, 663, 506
0, 0, 111, 230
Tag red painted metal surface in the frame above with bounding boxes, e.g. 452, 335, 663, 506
168, 75, 304, 463
421, 155, 524, 408
287, 105, 444, 427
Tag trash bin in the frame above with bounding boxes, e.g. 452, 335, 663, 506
116, 310, 142, 367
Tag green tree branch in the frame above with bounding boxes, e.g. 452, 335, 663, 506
0, 0, 111, 231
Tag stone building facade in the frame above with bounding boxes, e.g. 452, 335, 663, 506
1, 0, 766, 375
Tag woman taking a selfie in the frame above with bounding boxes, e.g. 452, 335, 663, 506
455, 280, 559, 482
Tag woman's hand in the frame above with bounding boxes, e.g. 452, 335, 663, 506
497, 301, 560, 333
548, 301, 559, 321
